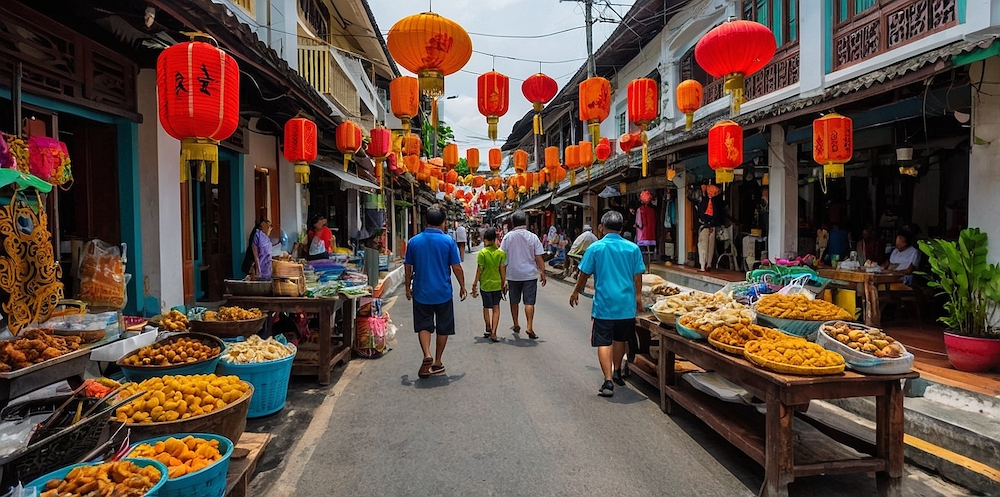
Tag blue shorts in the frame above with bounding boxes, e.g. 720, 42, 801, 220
480, 290, 503, 308
591, 318, 634, 347
412, 300, 455, 335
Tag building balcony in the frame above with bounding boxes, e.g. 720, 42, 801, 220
703, 47, 800, 105
832, 0, 959, 71
297, 41, 384, 122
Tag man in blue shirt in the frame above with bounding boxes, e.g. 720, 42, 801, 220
570, 210, 645, 397
404, 205, 467, 378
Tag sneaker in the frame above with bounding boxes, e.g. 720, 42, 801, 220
612, 370, 626, 386
598, 380, 614, 397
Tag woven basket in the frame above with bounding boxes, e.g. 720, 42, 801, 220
744, 347, 845, 376
272, 260, 305, 280
707, 327, 790, 355
273, 277, 305, 297
189, 316, 268, 338
224, 279, 273, 296
674, 320, 706, 340
651, 309, 678, 326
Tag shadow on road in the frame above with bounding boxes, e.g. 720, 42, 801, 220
503, 333, 541, 347
400, 373, 467, 388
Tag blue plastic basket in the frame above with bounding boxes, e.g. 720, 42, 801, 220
216, 346, 296, 418
128, 433, 234, 497
754, 314, 824, 342
675, 321, 706, 340
27, 458, 169, 496
118, 333, 226, 382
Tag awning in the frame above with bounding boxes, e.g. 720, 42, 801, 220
518, 192, 553, 210
953, 37, 999, 67
311, 162, 379, 192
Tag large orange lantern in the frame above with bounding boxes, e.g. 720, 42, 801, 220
403, 155, 420, 174
676, 80, 703, 131
564, 145, 580, 185
445, 169, 458, 185
403, 132, 422, 157
443, 143, 459, 169
579, 77, 611, 142
578, 140, 594, 181
512, 149, 528, 174
367, 127, 392, 188
283, 117, 317, 184
695, 20, 776, 115
477, 71, 510, 141
389, 76, 420, 134
336, 121, 363, 172
157, 39, 239, 184
386, 12, 472, 98
489, 148, 503, 173
506, 185, 516, 201
627, 78, 659, 176
522, 73, 558, 135
813, 113, 853, 190
544, 146, 561, 187
708, 120, 743, 185
467, 148, 480, 172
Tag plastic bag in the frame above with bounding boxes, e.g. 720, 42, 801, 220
308, 235, 326, 256
776, 276, 815, 299
26, 136, 71, 186
78, 240, 128, 309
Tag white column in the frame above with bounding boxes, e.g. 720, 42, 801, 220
277, 155, 304, 244
768, 125, 798, 260
797, 0, 825, 96
675, 173, 687, 265
969, 58, 1000, 263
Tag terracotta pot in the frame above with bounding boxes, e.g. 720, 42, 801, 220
943, 331, 1000, 372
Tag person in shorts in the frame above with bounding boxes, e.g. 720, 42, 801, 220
499, 210, 547, 339
404, 205, 467, 378
471, 229, 507, 342
569, 210, 645, 397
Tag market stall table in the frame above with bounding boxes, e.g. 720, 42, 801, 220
0, 348, 89, 409
637, 316, 918, 497
223, 295, 356, 385
817, 269, 905, 327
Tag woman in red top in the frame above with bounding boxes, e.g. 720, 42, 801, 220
306, 214, 335, 260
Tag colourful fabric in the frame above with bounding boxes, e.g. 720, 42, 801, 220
476, 245, 507, 292
404, 228, 461, 305
253, 229, 272, 280
578, 233, 645, 320
636, 204, 656, 245
308, 226, 334, 253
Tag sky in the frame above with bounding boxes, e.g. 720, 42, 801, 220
369, 0, 633, 150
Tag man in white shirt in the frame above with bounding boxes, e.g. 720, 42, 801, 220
499, 210, 547, 339
884, 232, 920, 285
569, 224, 599, 256
455, 223, 468, 260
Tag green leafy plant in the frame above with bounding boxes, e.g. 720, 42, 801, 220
454, 158, 470, 177
918, 228, 1000, 337
420, 118, 454, 157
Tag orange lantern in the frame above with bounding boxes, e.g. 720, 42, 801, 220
489, 148, 503, 174
404, 155, 420, 174
813, 113, 853, 191
443, 143, 459, 169
544, 146, 561, 187
695, 20, 776, 115
472, 175, 485, 188
403, 132, 422, 156
367, 126, 392, 188
595, 137, 611, 163
552, 165, 567, 184
676, 80, 703, 131
522, 73, 558, 136
627, 78, 658, 176
491, 176, 503, 190
283, 117, 317, 184
390, 76, 420, 134
579, 76, 611, 142
578, 140, 594, 181
445, 169, 459, 185
708, 120, 743, 185
506, 185, 516, 201
467, 148, 480, 172
387, 12, 472, 98
478, 71, 510, 141
564, 145, 580, 185
512, 149, 528, 174
157, 38, 240, 184
336, 121, 363, 172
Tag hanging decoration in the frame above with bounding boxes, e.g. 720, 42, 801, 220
403, 132, 423, 157
619, 133, 636, 154
579, 77, 611, 143
445, 168, 458, 185
564, 144, 580, 185
336, 121, 363, 172
694, 20, 776, 115
512, 149, 528, 174
477, 71, 510, 141
813, 113, 853, 193
578, 140, 594, 181
390, 76, 420, 134
708, 120, 743, 185
467, 148, 480, 173
489, 148, 503, 174
544, 146, 562, 188
522, 73, 558, 136
26, 137, 72, 186
627, 78, 659, 176
676, 80, 703, 131
443, 143, 459, 169
157, 36, 239, 184
283, 117, 318, 184
594, 137, 611, 163
367, 127, 392, 188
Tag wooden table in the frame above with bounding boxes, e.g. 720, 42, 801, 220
224, 295, 354, 385
637, 317, 918, 497
225, 432, 271, 497
817, 269, 905, 327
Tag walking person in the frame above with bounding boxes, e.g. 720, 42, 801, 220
471, 228, 507, 342
455, 222, 468, 258
404, 206, 468, 378
499, 210, 547, 339
570, 211, 645, 397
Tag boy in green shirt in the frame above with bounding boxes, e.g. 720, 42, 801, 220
472, 228, 507, 342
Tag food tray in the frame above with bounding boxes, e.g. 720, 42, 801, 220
189, 316, 267, 339
0, 347, 90, 407
129, 433, 234, 497
120, 383, 253, 447
651, 309, 678, 326
26, 458, 169, 496
707, 327, 791, 356
817, 321, 914, 375
744, 348, 845, 376
116, 333, 226, 382
224, 279, 273, 297
216, 347, 295, 418
674, 320, 706, 340
754, 313, 827, 341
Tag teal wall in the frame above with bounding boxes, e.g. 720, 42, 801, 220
223, 149, 245, 279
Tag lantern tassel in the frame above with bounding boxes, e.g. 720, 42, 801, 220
640, 130, 649, 177
344, 153, 353, 172
533, 114, 543, 135
375, 159, 384, 189
487, 116, 499, 141
724, 73, 745, 115
294, 161, 310, 184
685, 113, 694, 131
431, 98, 438, 128
570, 169, 576, 186
588, 123, 601, 143
586, 166, 591, 181
179, 138, 220, 184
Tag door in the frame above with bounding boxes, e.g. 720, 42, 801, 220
199, 158, 233, 302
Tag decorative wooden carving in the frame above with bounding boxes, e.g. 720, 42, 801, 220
0, 193, 63, 334
834, 0, 957, 70
701, 50, 800, 106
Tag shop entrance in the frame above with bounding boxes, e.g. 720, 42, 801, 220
180, 156, 234, 305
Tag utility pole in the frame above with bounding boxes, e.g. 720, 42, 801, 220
585, 0, 595, 78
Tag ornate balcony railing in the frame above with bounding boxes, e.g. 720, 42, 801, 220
832, 0, 958, 71
703, 48, 800, 106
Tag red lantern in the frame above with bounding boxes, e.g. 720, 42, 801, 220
627, 78, 658, 176
443, 143, 459, 169
390, 76, 420, 134
478, 71, 510, 141
445, 169, 459, 185
157, 39, 239, 184
595, 137, 611, 163
522, 73, 558, 136
619, 133, 636, 154
708, 120, 743, 184
368, 127, 392, 188
813, 113, 853, 190
489, 148, 503, 173
676, 80, 703, 131
579, 77, 611, 143
695, 20, 776, 115
283, 117, 317, 184
336, 121, 363, 171
467, 148, 480, 172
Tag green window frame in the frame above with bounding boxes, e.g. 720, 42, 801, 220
742, 0, 799, 48
835, 0, 878, 24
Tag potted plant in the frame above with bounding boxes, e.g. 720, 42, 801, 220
918, 228, 1000, 372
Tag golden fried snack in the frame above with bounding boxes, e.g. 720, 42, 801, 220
0, 329, 81, 372
115, 374, 249, 423
203, 306, 263, 322
653, 291, 736, 316
159, 310, 189, 331
40, 460, 161, 497
129, 435, 223, 479
122, 337, 220, 367
710, 324, 791, 348
821, 321, 905, 358
756, 294, 853, 321
745, 338, 845, 368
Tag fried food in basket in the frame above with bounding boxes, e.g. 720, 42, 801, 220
40, 460, 161, 497
159, 310, 189, 331
122, 337, 220, 367
709, 323, 790, 348
0, 329, 82, 372
822, 321, 905, 358
203, 306, 263, 322
756, 293, 853, 321
745, 338, 845, 368
129, 435, 223, 479
221, 335, 294, 364
678, 304, 753, 336
115, 374, 249, 423
652, 291, 735, 315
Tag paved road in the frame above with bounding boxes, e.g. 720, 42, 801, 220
251, 250, 969, 497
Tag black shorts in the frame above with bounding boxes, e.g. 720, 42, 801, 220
508, 279, 538, 305
412, 300, 455, 335
591, 318, 634, 347
480, 290, 503, 308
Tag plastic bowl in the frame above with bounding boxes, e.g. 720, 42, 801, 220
217, 346, 296, 418
27, 458, 168, 496
117, 333, 226, 382
128, 433, 234, 497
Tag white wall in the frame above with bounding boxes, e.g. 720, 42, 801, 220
969, 57, 1000, 263
277, 155, 305, 245
242, 123, 278, 241
136, 69, 184, 312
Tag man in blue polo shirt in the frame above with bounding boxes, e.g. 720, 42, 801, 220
570, 210, 645, 397
405, 205, 467, 378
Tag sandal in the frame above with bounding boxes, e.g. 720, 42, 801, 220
483, 326, 491, 338
418, 357, 433, 378
429, 364, 446, 375
511, 325, 521, 334
489, 335, 499, 342
526, 330, 538, 340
